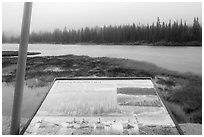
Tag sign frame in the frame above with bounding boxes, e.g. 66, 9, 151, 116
20, 77, 184, 135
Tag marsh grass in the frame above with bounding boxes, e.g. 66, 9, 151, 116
40, 91, 121, 116
117, 94, 162, 107
2, 54, 202, 123
165, 102, 187, 123
117, 88, 156, 95
164, 75, 202, 123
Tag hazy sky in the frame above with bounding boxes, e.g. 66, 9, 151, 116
2, 2, 202, 36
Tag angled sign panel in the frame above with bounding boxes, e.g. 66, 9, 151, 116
22, 77, 182, 135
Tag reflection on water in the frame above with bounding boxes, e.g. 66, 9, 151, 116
2, 82, 49, 118
2, 82, 49, 134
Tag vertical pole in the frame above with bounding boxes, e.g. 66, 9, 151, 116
10, 2, 32, 135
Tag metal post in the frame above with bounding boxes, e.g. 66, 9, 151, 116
10, 2, 32, 135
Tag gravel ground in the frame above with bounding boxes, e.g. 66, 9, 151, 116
179, 123, 202, 135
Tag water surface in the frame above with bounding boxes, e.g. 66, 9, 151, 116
2, 44, 202, 74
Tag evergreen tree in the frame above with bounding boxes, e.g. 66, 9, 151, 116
3, 17, 202, 46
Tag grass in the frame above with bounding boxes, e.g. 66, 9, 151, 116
40, 91, 121, 116
156, 77, 176, 87
165, 101, 202, 123
162, 75, 202, 123
117, 94, 162, 107
165, 102, 187, 123
2, 54, 202, 124
117, 88, 157, 95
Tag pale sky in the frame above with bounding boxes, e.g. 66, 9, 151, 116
2, 2, 202, 36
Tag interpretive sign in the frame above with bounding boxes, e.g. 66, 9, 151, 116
22, 77, 181, 135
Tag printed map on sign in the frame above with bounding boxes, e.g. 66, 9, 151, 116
23, 79, 180, 135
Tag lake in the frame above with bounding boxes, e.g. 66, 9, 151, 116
2, 44, 202, 75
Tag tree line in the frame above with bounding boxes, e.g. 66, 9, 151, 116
2, 17, 202, 46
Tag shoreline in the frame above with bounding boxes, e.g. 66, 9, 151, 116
2, 50, 201, 76
2, 51, 41, 57
2, 40, 202, 47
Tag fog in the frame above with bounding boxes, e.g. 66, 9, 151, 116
2, 2, 202, 36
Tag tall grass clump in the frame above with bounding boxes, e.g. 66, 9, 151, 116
165, 102, 187, 123
165, 75, 202, 123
